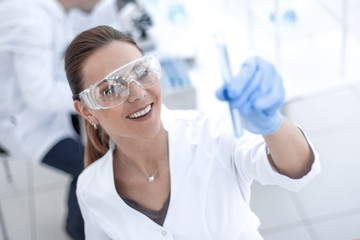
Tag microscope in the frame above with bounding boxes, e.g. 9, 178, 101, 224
117, 0, 155, 51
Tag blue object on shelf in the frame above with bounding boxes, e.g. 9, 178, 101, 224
159, 58, 191, 92
269, 9, 297, 23
283, 10, 297, 23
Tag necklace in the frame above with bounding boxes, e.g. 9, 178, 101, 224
119, 152, 168, 183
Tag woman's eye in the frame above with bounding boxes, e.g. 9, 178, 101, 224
137, 69, 149, 79
103, 85, 120, 96
103, 87, 114, 96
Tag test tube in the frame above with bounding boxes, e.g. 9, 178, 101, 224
214, 34, 243, 137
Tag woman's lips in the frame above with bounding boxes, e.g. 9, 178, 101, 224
126, 103, 153, 121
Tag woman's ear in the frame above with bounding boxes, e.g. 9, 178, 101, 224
74, 100, 93, 120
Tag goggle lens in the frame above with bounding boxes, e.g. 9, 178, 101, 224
79, 55, 161, 109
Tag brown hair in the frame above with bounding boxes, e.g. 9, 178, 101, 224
64, 25, 143, 167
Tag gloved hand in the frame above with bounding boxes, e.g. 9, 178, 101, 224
216, 56, 285, 135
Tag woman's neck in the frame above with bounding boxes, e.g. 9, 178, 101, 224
113, 125, 169, 173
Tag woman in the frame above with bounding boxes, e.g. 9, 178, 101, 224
65, 25, 319, 239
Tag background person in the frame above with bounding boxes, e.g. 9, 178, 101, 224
64, 25, 320, 239
0, 0, 124, 239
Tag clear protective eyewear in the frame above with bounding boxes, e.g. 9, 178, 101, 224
75, 55, 162, 110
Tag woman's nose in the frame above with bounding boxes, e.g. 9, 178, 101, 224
127, 79, 146, 102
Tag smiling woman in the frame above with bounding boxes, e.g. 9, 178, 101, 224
65, 26, 154, 166
64, 25, 320, 239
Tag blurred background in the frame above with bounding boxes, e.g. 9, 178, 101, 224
1, 0, 360, 239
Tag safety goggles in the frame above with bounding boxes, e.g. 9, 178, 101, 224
74, 55, 162, 110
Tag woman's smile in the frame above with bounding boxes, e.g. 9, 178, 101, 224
126, 103, 154, 122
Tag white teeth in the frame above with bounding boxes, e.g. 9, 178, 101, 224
127, 104, 152, 119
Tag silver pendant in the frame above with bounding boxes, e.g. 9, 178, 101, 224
148, 175, 155, 182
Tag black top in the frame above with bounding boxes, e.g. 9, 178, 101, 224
122, 193, 170, 226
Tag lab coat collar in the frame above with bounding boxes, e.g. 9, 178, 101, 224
104, 143, 169, 236
160, 103, 176, 133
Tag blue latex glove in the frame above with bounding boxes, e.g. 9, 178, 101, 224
216, 56, 285, 135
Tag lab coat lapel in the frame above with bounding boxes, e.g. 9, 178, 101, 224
160, 107, 200, 227
102, 146, 168, 239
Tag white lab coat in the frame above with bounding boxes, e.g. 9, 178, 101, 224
77, 106, 320, 240
0, 0, 118, 163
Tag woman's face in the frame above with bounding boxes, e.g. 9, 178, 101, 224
81, 41, 163, 141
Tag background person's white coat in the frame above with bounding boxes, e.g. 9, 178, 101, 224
0, 0, 118, 163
